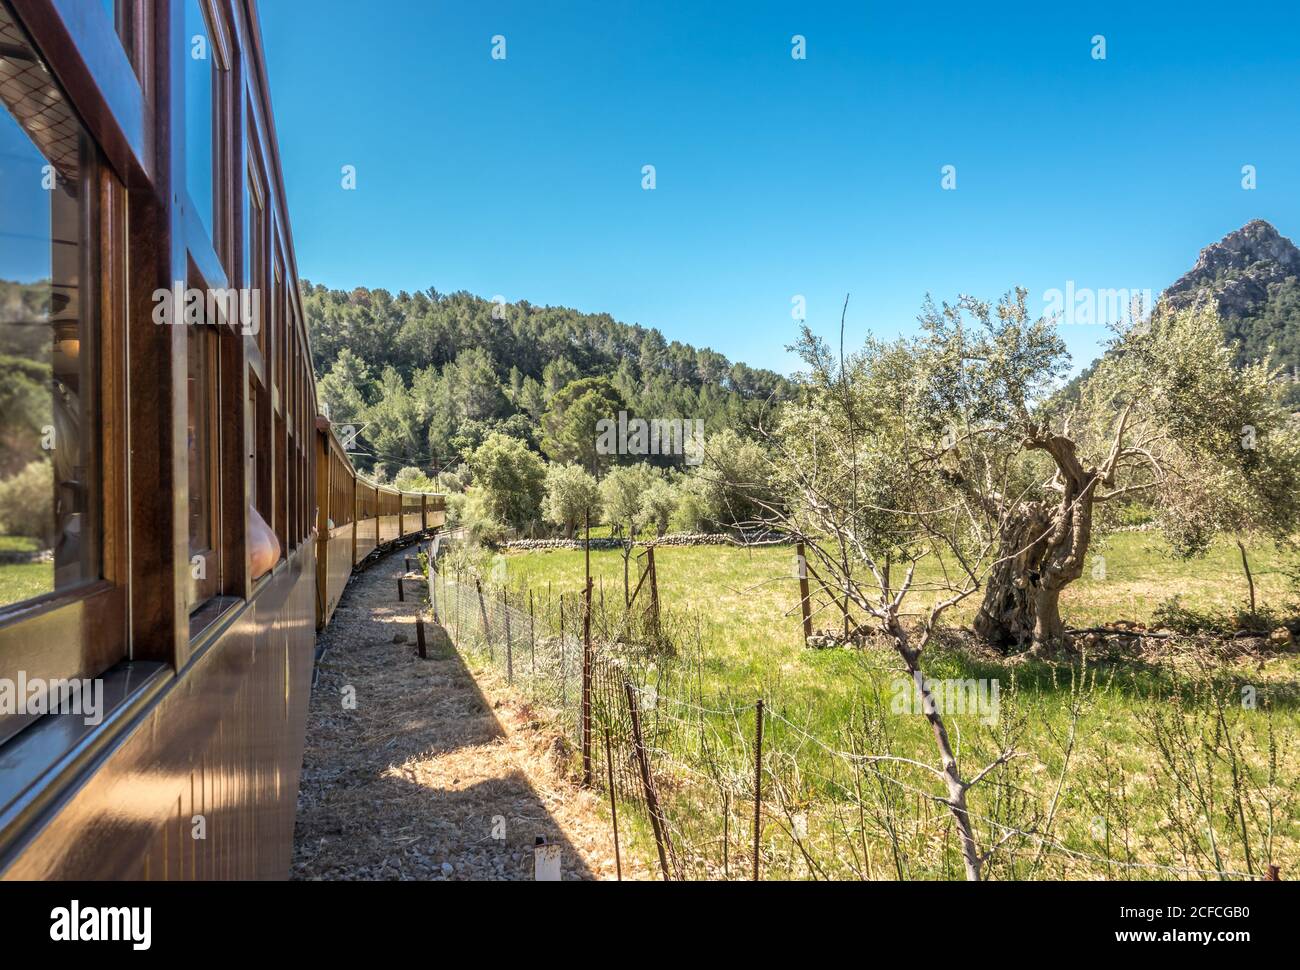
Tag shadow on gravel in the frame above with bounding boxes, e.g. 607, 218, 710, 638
293, 548, 595, 880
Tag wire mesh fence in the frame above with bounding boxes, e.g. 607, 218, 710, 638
405, 536, 1289, 882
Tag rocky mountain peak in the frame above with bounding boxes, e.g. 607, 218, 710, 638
1163, 219, 1300, 318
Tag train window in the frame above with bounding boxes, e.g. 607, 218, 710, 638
287, 374, 297, 550
185, 0, 228, 249
302, 361, 311, 539
244, 140, 267, 358
0, 5, 100, 611
274, 405, 286, 555
273, 248, 286, 395
250, 369, 271, 527
186, 320, 221, 606
247, 375, 258, 513
272, 262, 286, 553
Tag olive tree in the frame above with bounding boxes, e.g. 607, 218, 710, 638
467, 432, 545, 532
694, 428, 772, 528
641, 476, 679, 536
756, 320, 1010, 880
751, 290, 1300, 877
787, 291, 1297, 654
541, 462, 600, 539
915, 294, 1299, 652
600, 463, 659, 603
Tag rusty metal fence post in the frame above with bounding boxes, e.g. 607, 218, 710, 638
529, 589, 536, 681
434, 535, 444, 618
604, 727, 621, 881
626, 681, 673, 881
559, 594, 567, 708
753, 698, 764, 881
582, 511, 593, 788
723, 790, 730, 880
476, 577, 492, 658
647, 545, 660, 639
503, 587, 513, 684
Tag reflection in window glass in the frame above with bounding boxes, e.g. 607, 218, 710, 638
97, 0, 133, 65
243, 164, 252, 285
0, 3, 97, 609
185, 0, 216, 242
187, 324, 213, 560
246, 159, 266, 353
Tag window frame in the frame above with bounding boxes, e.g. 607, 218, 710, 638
0, 21, 130, 738
181, 0, 231, 266
183, 289, 222, 609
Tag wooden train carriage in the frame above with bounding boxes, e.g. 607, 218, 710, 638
377, 487, 402, 547
353, 478, 378, 564
312, 417, 445, 629
0, 0, 440, 880
314, 416, 354, 630
401, 492, 424, 536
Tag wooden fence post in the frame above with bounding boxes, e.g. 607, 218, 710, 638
647, 546, 660, 639
796, 542, 812, 643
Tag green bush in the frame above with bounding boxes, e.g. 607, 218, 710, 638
0, 459, 54, 548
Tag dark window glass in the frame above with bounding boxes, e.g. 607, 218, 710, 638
0, 3, 98, 610
186, 324, 213, 559
247, 374, 258, 512
243, 164, 254, 286
186, 320, 220, 609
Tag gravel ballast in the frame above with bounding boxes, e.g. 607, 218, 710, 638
292, 551, 647, 880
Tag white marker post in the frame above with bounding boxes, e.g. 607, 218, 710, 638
533, 837, 561, 881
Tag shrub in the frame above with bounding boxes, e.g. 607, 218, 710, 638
0, 459, 54, 548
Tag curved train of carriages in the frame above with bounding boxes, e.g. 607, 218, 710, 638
0, 0, 442, 879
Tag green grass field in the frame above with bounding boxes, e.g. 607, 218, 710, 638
0, 536, 51, 608
495, 533, 1300, 880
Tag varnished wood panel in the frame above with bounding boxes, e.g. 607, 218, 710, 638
1, 551, 315, 880
317, 526, 352, 629
0, 0, 448, 883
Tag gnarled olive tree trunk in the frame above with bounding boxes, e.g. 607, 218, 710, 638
974, 435, 1101, 656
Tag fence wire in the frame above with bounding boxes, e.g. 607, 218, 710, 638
410, 540, 1282, 883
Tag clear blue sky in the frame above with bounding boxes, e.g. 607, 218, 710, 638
260, 0, 1300, 376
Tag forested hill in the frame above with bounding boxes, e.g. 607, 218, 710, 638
301, 282, 793, 476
